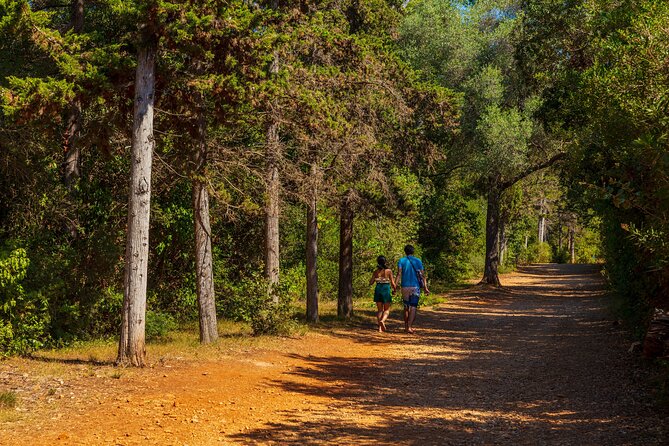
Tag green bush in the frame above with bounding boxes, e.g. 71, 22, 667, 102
525, 242, 552, 263
145, 310, 177, 341
553, 248, 570, 264
216, 271, 296, 335
88, 287, 123, 338
0, 247, 50, 356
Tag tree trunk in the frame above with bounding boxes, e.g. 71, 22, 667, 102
264, 51, 280, 302
117, 38, 157, 367
480, 188, 501, 286
305, 178, 319, 323
499, 220, 507, 266
338, 191, 354, 319
192, 112, 218, 344
62, 0, 84, 188
538, 213, 546, 244
569, 227, 575, 264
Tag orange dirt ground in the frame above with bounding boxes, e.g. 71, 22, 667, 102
0, 264, 666, 445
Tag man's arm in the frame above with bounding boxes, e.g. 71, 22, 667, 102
395, 267, 402, 288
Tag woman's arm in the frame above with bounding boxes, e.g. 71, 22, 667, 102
369, 270, 377, 285
388, 269, 397, 291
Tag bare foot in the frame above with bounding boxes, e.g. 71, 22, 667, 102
408, 328, 415, 334
380, 321, 387, 332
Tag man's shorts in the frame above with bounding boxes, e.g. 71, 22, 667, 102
401, 287, 420, 308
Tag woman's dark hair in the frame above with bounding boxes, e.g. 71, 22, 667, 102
377, 255, 388, 270
404, 244, 415, 255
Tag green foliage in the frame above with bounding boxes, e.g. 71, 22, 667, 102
553, 248, 570, 264
0, 247, 50, 355
145, 310, 177, 341
419, 181, 485, 283
523, 242, 552, 264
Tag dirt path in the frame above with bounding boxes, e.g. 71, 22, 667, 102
1, 264, 666, 445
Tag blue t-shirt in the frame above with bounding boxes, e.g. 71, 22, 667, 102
398, 256, 424, 288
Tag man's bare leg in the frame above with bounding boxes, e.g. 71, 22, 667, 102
407, 306, 417, 333
404, 305, 410, 332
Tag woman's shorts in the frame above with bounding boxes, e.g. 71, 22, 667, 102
374, 283, 392, 303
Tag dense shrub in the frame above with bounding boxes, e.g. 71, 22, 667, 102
0, 247, 50, 355
523, 242, 552, 264
145, 310, 178, 341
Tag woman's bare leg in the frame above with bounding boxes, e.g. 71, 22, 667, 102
376, 302, 384, 332
380, 303, 391, 331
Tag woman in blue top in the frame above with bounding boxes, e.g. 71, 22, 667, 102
369, 255, 397, 332
395, 245, 430, 333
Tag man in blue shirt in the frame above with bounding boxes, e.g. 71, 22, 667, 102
395, 244, 430, 333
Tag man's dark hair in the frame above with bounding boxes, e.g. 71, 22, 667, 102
404, 244, 415, 255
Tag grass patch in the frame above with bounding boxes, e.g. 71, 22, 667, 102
18, 291, 454, 365
0, 391, 17, 410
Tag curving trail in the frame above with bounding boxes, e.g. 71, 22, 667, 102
0, 264, 665, 445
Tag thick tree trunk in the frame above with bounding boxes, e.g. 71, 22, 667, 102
337, 191, 354, 319
117, 39, 157, 367
480, 188, 501, 286
305, 180, 319, 323
192, 112, 218, 344
62, 0, 84, 191
264, 52, 280, 303
569, 227, 576, 264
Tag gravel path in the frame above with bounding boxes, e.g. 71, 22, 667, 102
0, 263, 665, 445
237, 264, 666, 445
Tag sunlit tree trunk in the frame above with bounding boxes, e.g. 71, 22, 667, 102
569, 227, 575, 264
118, 37, 157, 367
264, 52, 280, 303
499, 220, 507, 266
306, 175, 319, 323
192, 111, 218, 344
481, 188, 501, 286
338, 191, 354, 319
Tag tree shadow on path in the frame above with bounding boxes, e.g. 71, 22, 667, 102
232, 264, 665, 445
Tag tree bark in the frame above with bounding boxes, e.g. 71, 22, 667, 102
337, 191, 354, 319
480, 188, 501, 286
117, 38, 157, 367
264, 51, 280, 302
192, 112, 218, 344
62, 0, 84, 188
569, 227, 575, 264
305, 177, 319, 323
538, 214, 546, 243
499, 220, 507, 266
557, 213, 563, 250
